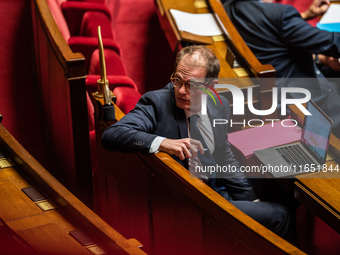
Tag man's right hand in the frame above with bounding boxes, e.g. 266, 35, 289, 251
301, 0, 330, 20
321, 55, 340, 72
159, 138, 204, 160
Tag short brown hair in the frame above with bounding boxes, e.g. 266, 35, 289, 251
174, 45, 220, 78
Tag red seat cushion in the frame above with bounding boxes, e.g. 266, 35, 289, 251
67, 0, 105, 3
86, 74, 138, 95
113, 86, 141, 114
80, 11, 115, 39
89, 48, 126, 76
62, 1, 111, 36
86, 75, 141, 114
68, 37, 121, 72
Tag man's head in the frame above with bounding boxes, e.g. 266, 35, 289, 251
171, 45, 220, 111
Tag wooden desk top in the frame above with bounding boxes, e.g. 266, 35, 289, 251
295, 171, 340, 210
295, 172, 340, 234
289, 105, 340, 233
0, 121, 146, 255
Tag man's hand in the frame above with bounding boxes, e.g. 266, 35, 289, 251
159, 138, 204, 160
301, 0, 330, 20
319, 55, 340, 72
189, 138, 205, 158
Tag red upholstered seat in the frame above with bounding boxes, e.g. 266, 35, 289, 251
80, 11, 115, 39
66, 0, 122, 25
48, 0, 140, 118
86, 74, 138, 94
46, 0, 121, 73
69, 37, 121, 72
86, 74, 141, 114
89, 48, 126, 76
67, 0, 105, 3
61, 1, 111, 36
61, 1, 121, 72
113, 86, 141, 114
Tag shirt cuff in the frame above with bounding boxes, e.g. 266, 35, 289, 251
149, 136, 166, 153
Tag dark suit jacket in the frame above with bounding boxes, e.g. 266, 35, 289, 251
224, 0, 340, 136
102, 83, 257, 200
224, 0, 340, 79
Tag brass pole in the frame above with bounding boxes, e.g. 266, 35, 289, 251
95, 26, 113, 105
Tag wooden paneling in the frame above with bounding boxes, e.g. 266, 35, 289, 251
31, 0, 92, 202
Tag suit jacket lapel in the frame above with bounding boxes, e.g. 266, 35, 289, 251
170, 86, 188, 139
207, 98, 220, 137
177, 114, 188, 138
207, 98, 226, 154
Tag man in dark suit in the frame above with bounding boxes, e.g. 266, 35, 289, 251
224, 0, 340, 137
102, 45, 293, 238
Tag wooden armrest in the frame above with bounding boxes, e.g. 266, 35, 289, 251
207, 0, 275, 78
0, 122, 146, 255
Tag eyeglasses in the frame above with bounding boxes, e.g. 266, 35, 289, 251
170, 73, 207, 92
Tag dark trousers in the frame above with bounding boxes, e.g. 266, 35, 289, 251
217, 178, 298, 243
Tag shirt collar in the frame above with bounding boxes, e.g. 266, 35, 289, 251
185, 109, 203, 119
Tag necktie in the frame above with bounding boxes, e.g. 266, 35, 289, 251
189, 114, 216, 167
190, 116, 256, 201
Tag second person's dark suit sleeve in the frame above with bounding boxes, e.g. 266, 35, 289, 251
281, 5, 340, 57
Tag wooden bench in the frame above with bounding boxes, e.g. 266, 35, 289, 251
0, 118, 146, 255
91, 95, 305, 255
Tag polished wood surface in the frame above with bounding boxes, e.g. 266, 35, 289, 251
289, 105, 340, 234
92, 95, 304, 255
31, 0, 92, 202
0, 121, 146, 255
